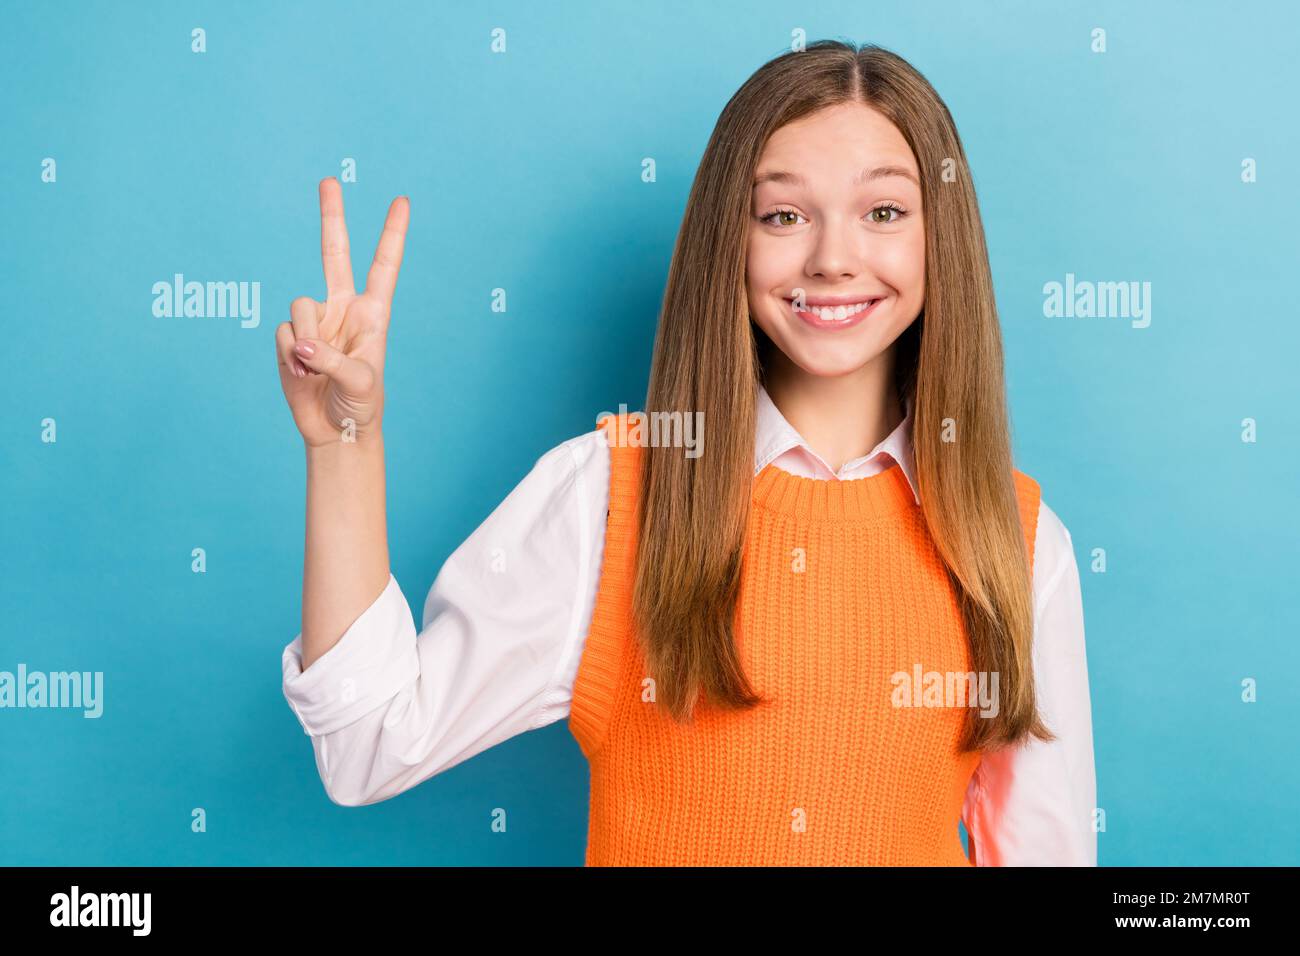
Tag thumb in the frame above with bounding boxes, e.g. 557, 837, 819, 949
292, 338, 374, 396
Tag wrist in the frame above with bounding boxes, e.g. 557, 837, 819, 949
305, 427, 385, 464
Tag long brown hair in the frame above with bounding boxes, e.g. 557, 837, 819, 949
630, 39, 1054, 753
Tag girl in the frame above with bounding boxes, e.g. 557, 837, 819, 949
277, 40, 1096, 867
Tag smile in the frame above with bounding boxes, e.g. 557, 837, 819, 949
785, 296, 884, 330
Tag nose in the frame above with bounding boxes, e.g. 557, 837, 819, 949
804, 216, 863, 281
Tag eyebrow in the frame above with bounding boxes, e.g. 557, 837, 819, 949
752, 164, 920, 188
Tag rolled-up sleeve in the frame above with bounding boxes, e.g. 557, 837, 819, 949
963, 501, 1098, 865
278, 429, 605, 808
281, 573, 419, 737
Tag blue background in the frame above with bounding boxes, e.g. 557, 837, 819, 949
1, 0, 1296, 865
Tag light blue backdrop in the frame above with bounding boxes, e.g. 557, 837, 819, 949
2, 0, 1296, 866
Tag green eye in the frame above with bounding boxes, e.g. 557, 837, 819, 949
760, 204, 909, 228
759, 208, 804, 227
870, 204, 907, 224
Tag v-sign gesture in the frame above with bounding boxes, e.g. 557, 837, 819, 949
277, 178, 410, 447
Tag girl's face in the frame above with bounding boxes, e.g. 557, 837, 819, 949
746, 101, 926, 380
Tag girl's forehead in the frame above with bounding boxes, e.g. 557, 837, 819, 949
755, 109, 920, 185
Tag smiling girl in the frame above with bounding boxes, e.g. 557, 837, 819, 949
277, 40, 1096, 867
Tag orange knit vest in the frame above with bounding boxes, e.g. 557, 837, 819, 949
568, 413, 1041, 866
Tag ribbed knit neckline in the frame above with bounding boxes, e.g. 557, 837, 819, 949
751, 459, 917, 521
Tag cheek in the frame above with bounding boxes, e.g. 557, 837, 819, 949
893, 228, 926, 298
745, 230, 808, 288
745, 232, 777, 292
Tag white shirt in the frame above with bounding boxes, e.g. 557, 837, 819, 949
282, 384, 1097, 866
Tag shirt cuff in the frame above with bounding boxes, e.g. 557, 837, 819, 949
281, 573, 419, 737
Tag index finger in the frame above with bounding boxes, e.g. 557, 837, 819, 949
365, 196, 410, 305
319, 178, 355, 298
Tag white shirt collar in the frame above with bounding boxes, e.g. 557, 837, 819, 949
754, 382, 921, 506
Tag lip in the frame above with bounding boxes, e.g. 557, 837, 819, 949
785, 295, 885, 331
787, 292, 888, 307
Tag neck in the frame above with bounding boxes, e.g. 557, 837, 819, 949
763, 350, 902, 473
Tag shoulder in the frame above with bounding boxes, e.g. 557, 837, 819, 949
1029, 495, 1078, 618
1011, 467, 1042, 504
1035, 497, 1074, 556
1010, 468, 1044, 554
517, 423, 610, 507
1011, 470, 1076, 594
546, 421, 610, 471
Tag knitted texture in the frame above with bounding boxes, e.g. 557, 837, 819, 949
568, 413, 1042, 866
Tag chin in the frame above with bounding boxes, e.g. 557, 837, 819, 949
775, 345, 881, 379
765, 320, 889, 372
785, 356, 878, 377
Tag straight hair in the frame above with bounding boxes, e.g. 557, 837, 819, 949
630, 40, 1054, 753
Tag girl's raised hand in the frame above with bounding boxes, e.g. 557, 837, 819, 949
276, 178, 410, 447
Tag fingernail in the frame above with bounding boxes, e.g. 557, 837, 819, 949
294, 340, 315, 358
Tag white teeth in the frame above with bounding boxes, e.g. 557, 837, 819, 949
796, 299, 878, 320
